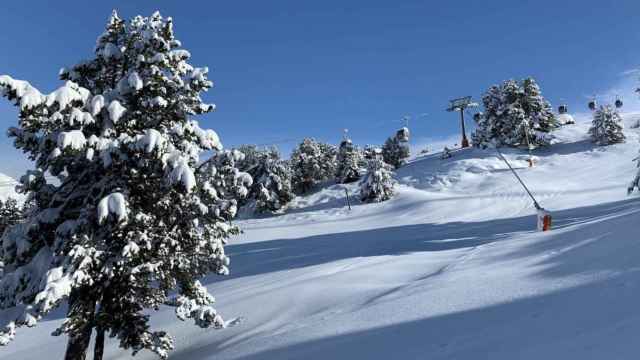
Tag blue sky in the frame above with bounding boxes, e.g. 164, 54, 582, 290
1, 0, 639, 177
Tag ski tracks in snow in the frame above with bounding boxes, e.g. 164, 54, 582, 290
362, 241, 486, 308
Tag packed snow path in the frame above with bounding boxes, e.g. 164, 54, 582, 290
2, 113, 640, 359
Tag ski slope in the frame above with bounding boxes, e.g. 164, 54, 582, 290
2, 113, 640, 360
0, 174, 18, 202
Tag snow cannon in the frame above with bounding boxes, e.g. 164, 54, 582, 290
536, 208, 552, 232
588, 99, 597, 111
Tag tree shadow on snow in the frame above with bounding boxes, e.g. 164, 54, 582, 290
188, 198, 640, 360
211, 197, 640, 287
217, 273, 640, 360
536, 139, 598, 157
207, 215, 534, 284
496, 197, 640, 280
172, 199, 640, 360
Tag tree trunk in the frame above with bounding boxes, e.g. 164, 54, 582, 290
64, 325, 92, 360
93, 326, 105, 360
64, 293, 95, 360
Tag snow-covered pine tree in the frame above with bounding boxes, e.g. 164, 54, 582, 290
235, 145, 279, 185
359, 144, 379, 170
232, 145, 295, 212
235, 145, 270, 175
199, 149, 253, 220
335, 138, 362, 183
473, 77, 556, 148
0, 11, 239, 360
629, 149, 640, 194
0, 198, 24, 237
472, 85, 501, 147
521, 77, 555, 134
221, 145, 294, 213
382, 127, 410, 169
362, 145, 381, 160
319, 141, 338, 179
290, 138, 337, 194
360, 156, 396, 203
255, 158, 295, 213
498, 79, 524, 144
589, 105, 625, 145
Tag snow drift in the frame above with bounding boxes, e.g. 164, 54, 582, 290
0, 174, 19, 202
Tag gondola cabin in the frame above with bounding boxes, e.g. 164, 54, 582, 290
558, 104, 568, 114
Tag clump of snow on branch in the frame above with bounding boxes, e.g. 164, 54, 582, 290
135, 129, 166, 153
90, 95, 105, 115
169, 159, 197, 193
0, 76, 89, 111
128, 71, 144, 92
97, 193, 129, 224
107, 100, 126, 123
57, 130, 87, 150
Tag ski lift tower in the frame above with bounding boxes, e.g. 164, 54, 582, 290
446, 96, 477, 148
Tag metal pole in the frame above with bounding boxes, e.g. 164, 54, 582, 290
344, 188, 352, 210
496, 149, 541, 210
460, 109, 469, 148
522, 120, 534, 166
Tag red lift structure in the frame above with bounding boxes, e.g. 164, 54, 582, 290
446, 96, 477, 148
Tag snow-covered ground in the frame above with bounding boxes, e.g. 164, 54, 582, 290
0, 174, 19, 202
2, 113, 640, 359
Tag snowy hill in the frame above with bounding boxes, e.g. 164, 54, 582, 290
0, 173, 19, 202
3, 113, 640, 359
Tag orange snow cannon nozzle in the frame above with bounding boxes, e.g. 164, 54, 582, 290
537, 209, 552, 232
